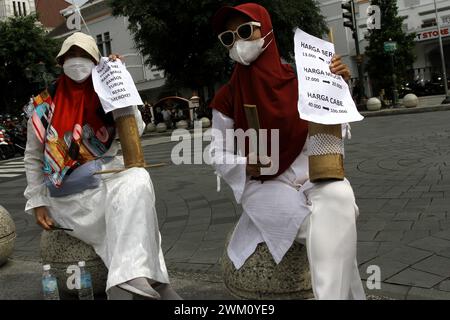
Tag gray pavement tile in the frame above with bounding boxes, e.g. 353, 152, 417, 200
357, 230, 379, 241
167, 262, 213, 273
421, 192, 444, 199
401, 230, 430, 244
412, 255, 450, 277
164, 215, 188, 223
357, 199, 389, 212
386, 268, 446, 289
421, 211, 447, 219
380, 199, 409, 213
378, 246, 433, 265
430, 185, 450, 192
187, 217, 211, 227
411, 217, 441, 231
209, 198, 234, 206
406, 287, 450, 300
393, 211, 422, 221
408, 236, 450, 253
432, 229, 450, 241
377, 242, 403, 255
178, 231, 206, 242
409, 185, 432, 192
165, 242, 200, 261
358, 219, 386, 231
374, 230, 405, 242
189, 246, 224, 265
366, 283, 410, 300
437, 247, 450, 258
438, 280, 450, 292
188, 200, 210, 210
211, 216, 238, 225
183, 224, 210, 233
400, 192, 424, 199
359, 258, 409, 281
383, 221, 413, 231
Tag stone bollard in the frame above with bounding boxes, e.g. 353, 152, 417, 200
156, 122, 167, 133
176, 120, 189, 129
366, 97, 382, 111
200, 117, 211, 128
403, 93, 419, 108
40, 230, 108, 297
146, 123, 156, 133
222, 233, 313, 300
0, 205, 16, 266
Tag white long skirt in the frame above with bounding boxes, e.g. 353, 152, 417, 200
46, 156, 170, 293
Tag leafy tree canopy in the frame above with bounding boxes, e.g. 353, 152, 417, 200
110, 0, 328, 90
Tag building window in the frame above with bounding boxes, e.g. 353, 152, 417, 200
96, 32, 112, 57
13, 1, 17, 16
22, 2, 26, 16
18, 1, 22, 16
103, 32, 112, 56
421, 18, 437, 28
403, 0, 419, 7
442, 15, 450, 25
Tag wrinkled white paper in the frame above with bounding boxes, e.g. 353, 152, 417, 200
92, 57, 143, 113
294, 28, 363, 125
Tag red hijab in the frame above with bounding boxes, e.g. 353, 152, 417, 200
32, 74, 115, 187
210, 3, 308, 181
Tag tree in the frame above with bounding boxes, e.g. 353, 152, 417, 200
0, 15, 61, 114
364, 0, 416, 99
110, 0, 328, 98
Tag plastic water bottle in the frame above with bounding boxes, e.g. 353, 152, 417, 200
78, 261, 94, 300
42, 264, 60, 300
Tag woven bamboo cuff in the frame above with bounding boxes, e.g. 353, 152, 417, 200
112, 106, 135, 120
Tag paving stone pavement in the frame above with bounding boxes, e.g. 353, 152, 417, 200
1, 110, 450, 299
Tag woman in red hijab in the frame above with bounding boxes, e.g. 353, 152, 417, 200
210, 3, 366, 300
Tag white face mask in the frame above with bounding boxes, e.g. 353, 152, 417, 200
63, 57, 94, 83
229, 30, 273, 66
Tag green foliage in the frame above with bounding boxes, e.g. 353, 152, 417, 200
0, 15, 61, 114
110, 0, 328, 90
365, 0, 416, 97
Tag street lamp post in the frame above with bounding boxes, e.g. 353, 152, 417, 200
433, 0, 450, 104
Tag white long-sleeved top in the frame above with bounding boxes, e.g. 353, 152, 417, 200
210, 109, 350, 269
24, 106, 145, 215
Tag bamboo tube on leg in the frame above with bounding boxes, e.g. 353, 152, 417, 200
308, 122, 344, 182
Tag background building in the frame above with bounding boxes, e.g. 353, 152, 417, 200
34, 0, 70, 31
0, 0, 35, 20
318, 0, 450, 97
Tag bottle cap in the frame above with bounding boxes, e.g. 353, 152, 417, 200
78, 261, 86, 267
43, 264, 51, 271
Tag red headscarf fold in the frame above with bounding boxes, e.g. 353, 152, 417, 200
210, 3, 308, 181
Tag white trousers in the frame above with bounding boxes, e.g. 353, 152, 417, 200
296, 179, 366, 300
47, 159, 170, 293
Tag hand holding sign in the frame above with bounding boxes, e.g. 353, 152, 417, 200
92, 57, 143, 114
294, 28, 363, 125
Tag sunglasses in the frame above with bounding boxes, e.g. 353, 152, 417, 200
218, 21, 262, 47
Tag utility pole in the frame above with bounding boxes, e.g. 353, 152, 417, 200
342, 0, 366, 107
433, 0, 450, 104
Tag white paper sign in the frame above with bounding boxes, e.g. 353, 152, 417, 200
294, 28, 363, 125
92, 57, 143, 114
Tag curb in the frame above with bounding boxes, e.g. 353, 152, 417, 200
361, 104, 450, 118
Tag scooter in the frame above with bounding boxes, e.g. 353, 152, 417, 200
0, 129, 15, 159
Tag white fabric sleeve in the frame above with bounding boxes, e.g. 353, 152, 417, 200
211, 109, 248, 204
23, 118, 50, 215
